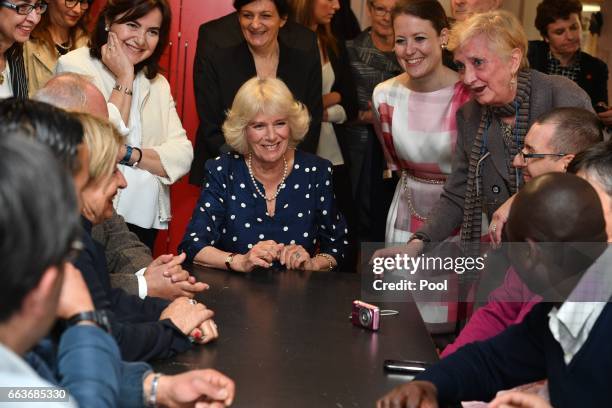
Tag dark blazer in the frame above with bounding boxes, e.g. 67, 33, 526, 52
189, 14, 322, 185
417, 301, 612, 407
528, 40, 609, 107
75, 218, 191, 362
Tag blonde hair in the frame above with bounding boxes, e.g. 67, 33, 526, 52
448, 10, 529, 70
223, 77, 310, 155
73, 112, 123, 181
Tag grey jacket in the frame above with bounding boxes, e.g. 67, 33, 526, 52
92, 211, 151, 295
419, 70, 593, 242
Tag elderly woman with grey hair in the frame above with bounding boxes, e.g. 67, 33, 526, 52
376, 10, 593, 262
180, 77, 347, 273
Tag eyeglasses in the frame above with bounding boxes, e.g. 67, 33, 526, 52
369, 2, 393, 17
64, 0, 90, 10
0, 0, 47, 15
517, 150, 567, 162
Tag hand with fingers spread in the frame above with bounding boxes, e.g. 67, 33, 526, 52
146, 252, 209, 300
233, 240, 284, 272
159, 297, 214, 336
377, 381, 438, 408
145, 369, 235, 408
101, 32, 134, 83
489, 391, 552, 408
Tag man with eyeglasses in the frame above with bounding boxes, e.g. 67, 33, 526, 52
441, 107, 604, 359
0, 0, 46, 99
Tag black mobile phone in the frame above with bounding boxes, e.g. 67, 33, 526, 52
383, 359, 430, 375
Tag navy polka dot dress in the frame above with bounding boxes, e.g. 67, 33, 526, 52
180, 150, 348, 264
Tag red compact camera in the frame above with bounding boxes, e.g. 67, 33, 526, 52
351, 300, 380, 331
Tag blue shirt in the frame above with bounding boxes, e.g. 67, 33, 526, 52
180, 150, 348, 264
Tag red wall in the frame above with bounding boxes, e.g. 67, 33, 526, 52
88, 0, 235, 255
162, 0, 235, 256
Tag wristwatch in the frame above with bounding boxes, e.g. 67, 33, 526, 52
225, 252, 238, 271
67, 310, 112, 334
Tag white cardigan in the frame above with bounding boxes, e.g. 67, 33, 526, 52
56, 47, 193, 226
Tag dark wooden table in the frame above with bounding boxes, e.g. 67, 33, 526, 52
155, 267, 438, 407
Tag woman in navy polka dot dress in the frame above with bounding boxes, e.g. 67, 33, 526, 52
180, 77, 348, 272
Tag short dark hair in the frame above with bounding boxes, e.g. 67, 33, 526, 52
0, 99, 84, 177
90, 0, 171, 80
0, 134, 80, 322
391, 0, 450, 34
535, 0, 582, 39
568, 140, 612, 196
233, 0, 289, 17
535, 107, 604, 154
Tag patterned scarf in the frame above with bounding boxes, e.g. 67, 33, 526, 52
460, 69, 531, 257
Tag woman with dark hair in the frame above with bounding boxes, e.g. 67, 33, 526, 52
290, 0, 359, 268
24, 0, 91, 96
56, 0, 193, 250
372, 0, 470, 245
189, 0, 323, 186
0, 0, 46, 99
529, 0, 609, 114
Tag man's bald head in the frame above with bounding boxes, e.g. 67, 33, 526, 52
507, 173, 606, 243
34, 73, 109, 119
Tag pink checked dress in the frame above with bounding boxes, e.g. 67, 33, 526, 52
373, 77, 470, 244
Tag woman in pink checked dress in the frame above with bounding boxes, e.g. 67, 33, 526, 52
373, 0, 470, 245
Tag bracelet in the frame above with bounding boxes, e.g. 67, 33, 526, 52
132, 146, 143, 167
146, 373, 162, 407
120, 144, 133, 165
314, 253, 335, 271
112, 83, 133, 96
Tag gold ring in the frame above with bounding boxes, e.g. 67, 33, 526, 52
491, 224, 497, 232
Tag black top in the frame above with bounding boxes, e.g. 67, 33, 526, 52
189, 13, 323, 186
75, 217, 191, 361
528, 40, 609, 107
418, 302, 612, 408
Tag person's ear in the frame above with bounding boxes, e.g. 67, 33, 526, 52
439, 28, 449, 49
560, 154, 575, 172
21, 266, 62, 320
509, 47, 522, 75
280, 15, 288, 28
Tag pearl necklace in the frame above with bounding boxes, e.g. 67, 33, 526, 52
246, 153, 287, 202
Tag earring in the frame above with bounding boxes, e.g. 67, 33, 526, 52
509, 75, 517, 90
441, 43, 447, 50
105, 25, 109, 32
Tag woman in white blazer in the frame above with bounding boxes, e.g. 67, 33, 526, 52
56, 0, 193, 249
